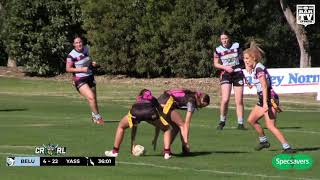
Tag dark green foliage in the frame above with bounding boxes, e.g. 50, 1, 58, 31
1, 0, 83, 75
1, 0, 319, 77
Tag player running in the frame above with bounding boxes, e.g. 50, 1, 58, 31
243, 41, 295, 153
66, 35, 104, 125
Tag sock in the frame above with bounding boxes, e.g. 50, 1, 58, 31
92, 112, 101, 119
282, 143, 290, 149
164, 148, 171, 154
237, 117, 244, 125
112, 147, 119, 154
259, 136, 268, 143
220, 115, 226, 122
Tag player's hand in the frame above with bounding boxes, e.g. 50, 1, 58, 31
81, 67, 89, 72
263, 104, 268, 112
91, 61, 100, 68
224, 66, 234, 73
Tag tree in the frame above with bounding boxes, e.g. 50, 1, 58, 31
1, 0, 83, 75
280, 0, 311, 67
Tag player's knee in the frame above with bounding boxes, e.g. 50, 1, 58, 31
221, 98, 229, 105
86, 94, 95, 102
161, 125, 171, 132
247, 118, 255, 125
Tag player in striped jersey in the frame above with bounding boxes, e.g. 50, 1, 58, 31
66, 36, 104, 125
213, 31, 246, 130
243, 41, 295, 153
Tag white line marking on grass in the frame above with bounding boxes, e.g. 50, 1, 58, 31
0, 145, 35, 149
282, 129, 320, 134
117, 161, 318, 180
196, 125, 320, 134
0, 152, 317, 180
206, 105, 320, 112
0, 124, 57, 127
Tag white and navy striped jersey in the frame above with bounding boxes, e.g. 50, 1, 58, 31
252, 62, 272, 93
214, 42, 242, 69
66, 46, 93, 78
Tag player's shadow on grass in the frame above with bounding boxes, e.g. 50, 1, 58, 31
294, 147, 320, 152
269, 147, 320, 152
174, 150, 249, 157
104, 120, 120, 123
263, 126, 302, 129
0, 108, 28, 112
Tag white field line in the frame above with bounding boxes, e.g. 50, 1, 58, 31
206, 105, 320, 112
0, 145, 35, 149
117, 161, 319, 180
0, 152, 317, 180
194, 125, 320, 134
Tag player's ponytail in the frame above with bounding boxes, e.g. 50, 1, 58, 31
249, 41, 264, 61
244, 40, 265, 63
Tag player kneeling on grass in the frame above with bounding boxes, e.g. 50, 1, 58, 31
104, 89, 173, 159
153, 89, 210, 154
243, 41, 295, 154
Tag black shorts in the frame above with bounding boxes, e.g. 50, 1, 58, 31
157, 93, 179, 111
257, 92, 280, 107
73, 75, 96, 91
220, 71, 244, 86
130, 102, 159, 124
158, 93, 170, 105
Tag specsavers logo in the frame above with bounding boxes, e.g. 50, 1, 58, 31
272, 154, 313, 170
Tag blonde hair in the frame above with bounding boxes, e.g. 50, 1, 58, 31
243, 41, 265, 62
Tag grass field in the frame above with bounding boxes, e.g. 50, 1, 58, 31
0, 76, 319, 180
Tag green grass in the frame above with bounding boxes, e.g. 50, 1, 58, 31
0, 77, 319, 180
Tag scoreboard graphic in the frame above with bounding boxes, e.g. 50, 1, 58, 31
6, 156, 115, 166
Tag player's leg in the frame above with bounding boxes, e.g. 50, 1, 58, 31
78, 84, 103, 124
169, 110, 189, 151
247, 105, 270, 150
148, 119, 172, 159
233, 85, 245, 129
264, 109, 295, 153
217, 83, 232, 130
105, 115, 130, 157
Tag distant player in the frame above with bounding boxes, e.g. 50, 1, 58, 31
66, 36, 104, 125
104, 89, 189, 159
243, 41, 295, 153
153, 89, 210, 154
213, 30, 246, 130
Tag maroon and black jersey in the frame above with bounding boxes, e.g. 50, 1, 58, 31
158, 89, 197, 112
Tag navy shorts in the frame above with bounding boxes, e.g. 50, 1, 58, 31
130, 102, 159, 124
73, 75, 96, 91
257, 91, 280, 108
220, 71, 244, 86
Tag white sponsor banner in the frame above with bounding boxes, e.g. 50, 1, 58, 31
238, 68, 320, 100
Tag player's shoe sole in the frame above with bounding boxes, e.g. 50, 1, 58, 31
104, 150, 118, 157
164, 153, 171, 160
254, 142, 270, 151
282, 148, 296, 154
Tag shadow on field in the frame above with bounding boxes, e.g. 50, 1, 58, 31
269, 147, 320, 152
104, 120, 120, 123
263, 126, 302, 130
173, 150, 249, 157
0, 108, 28, 112
294, 147, 320, 152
